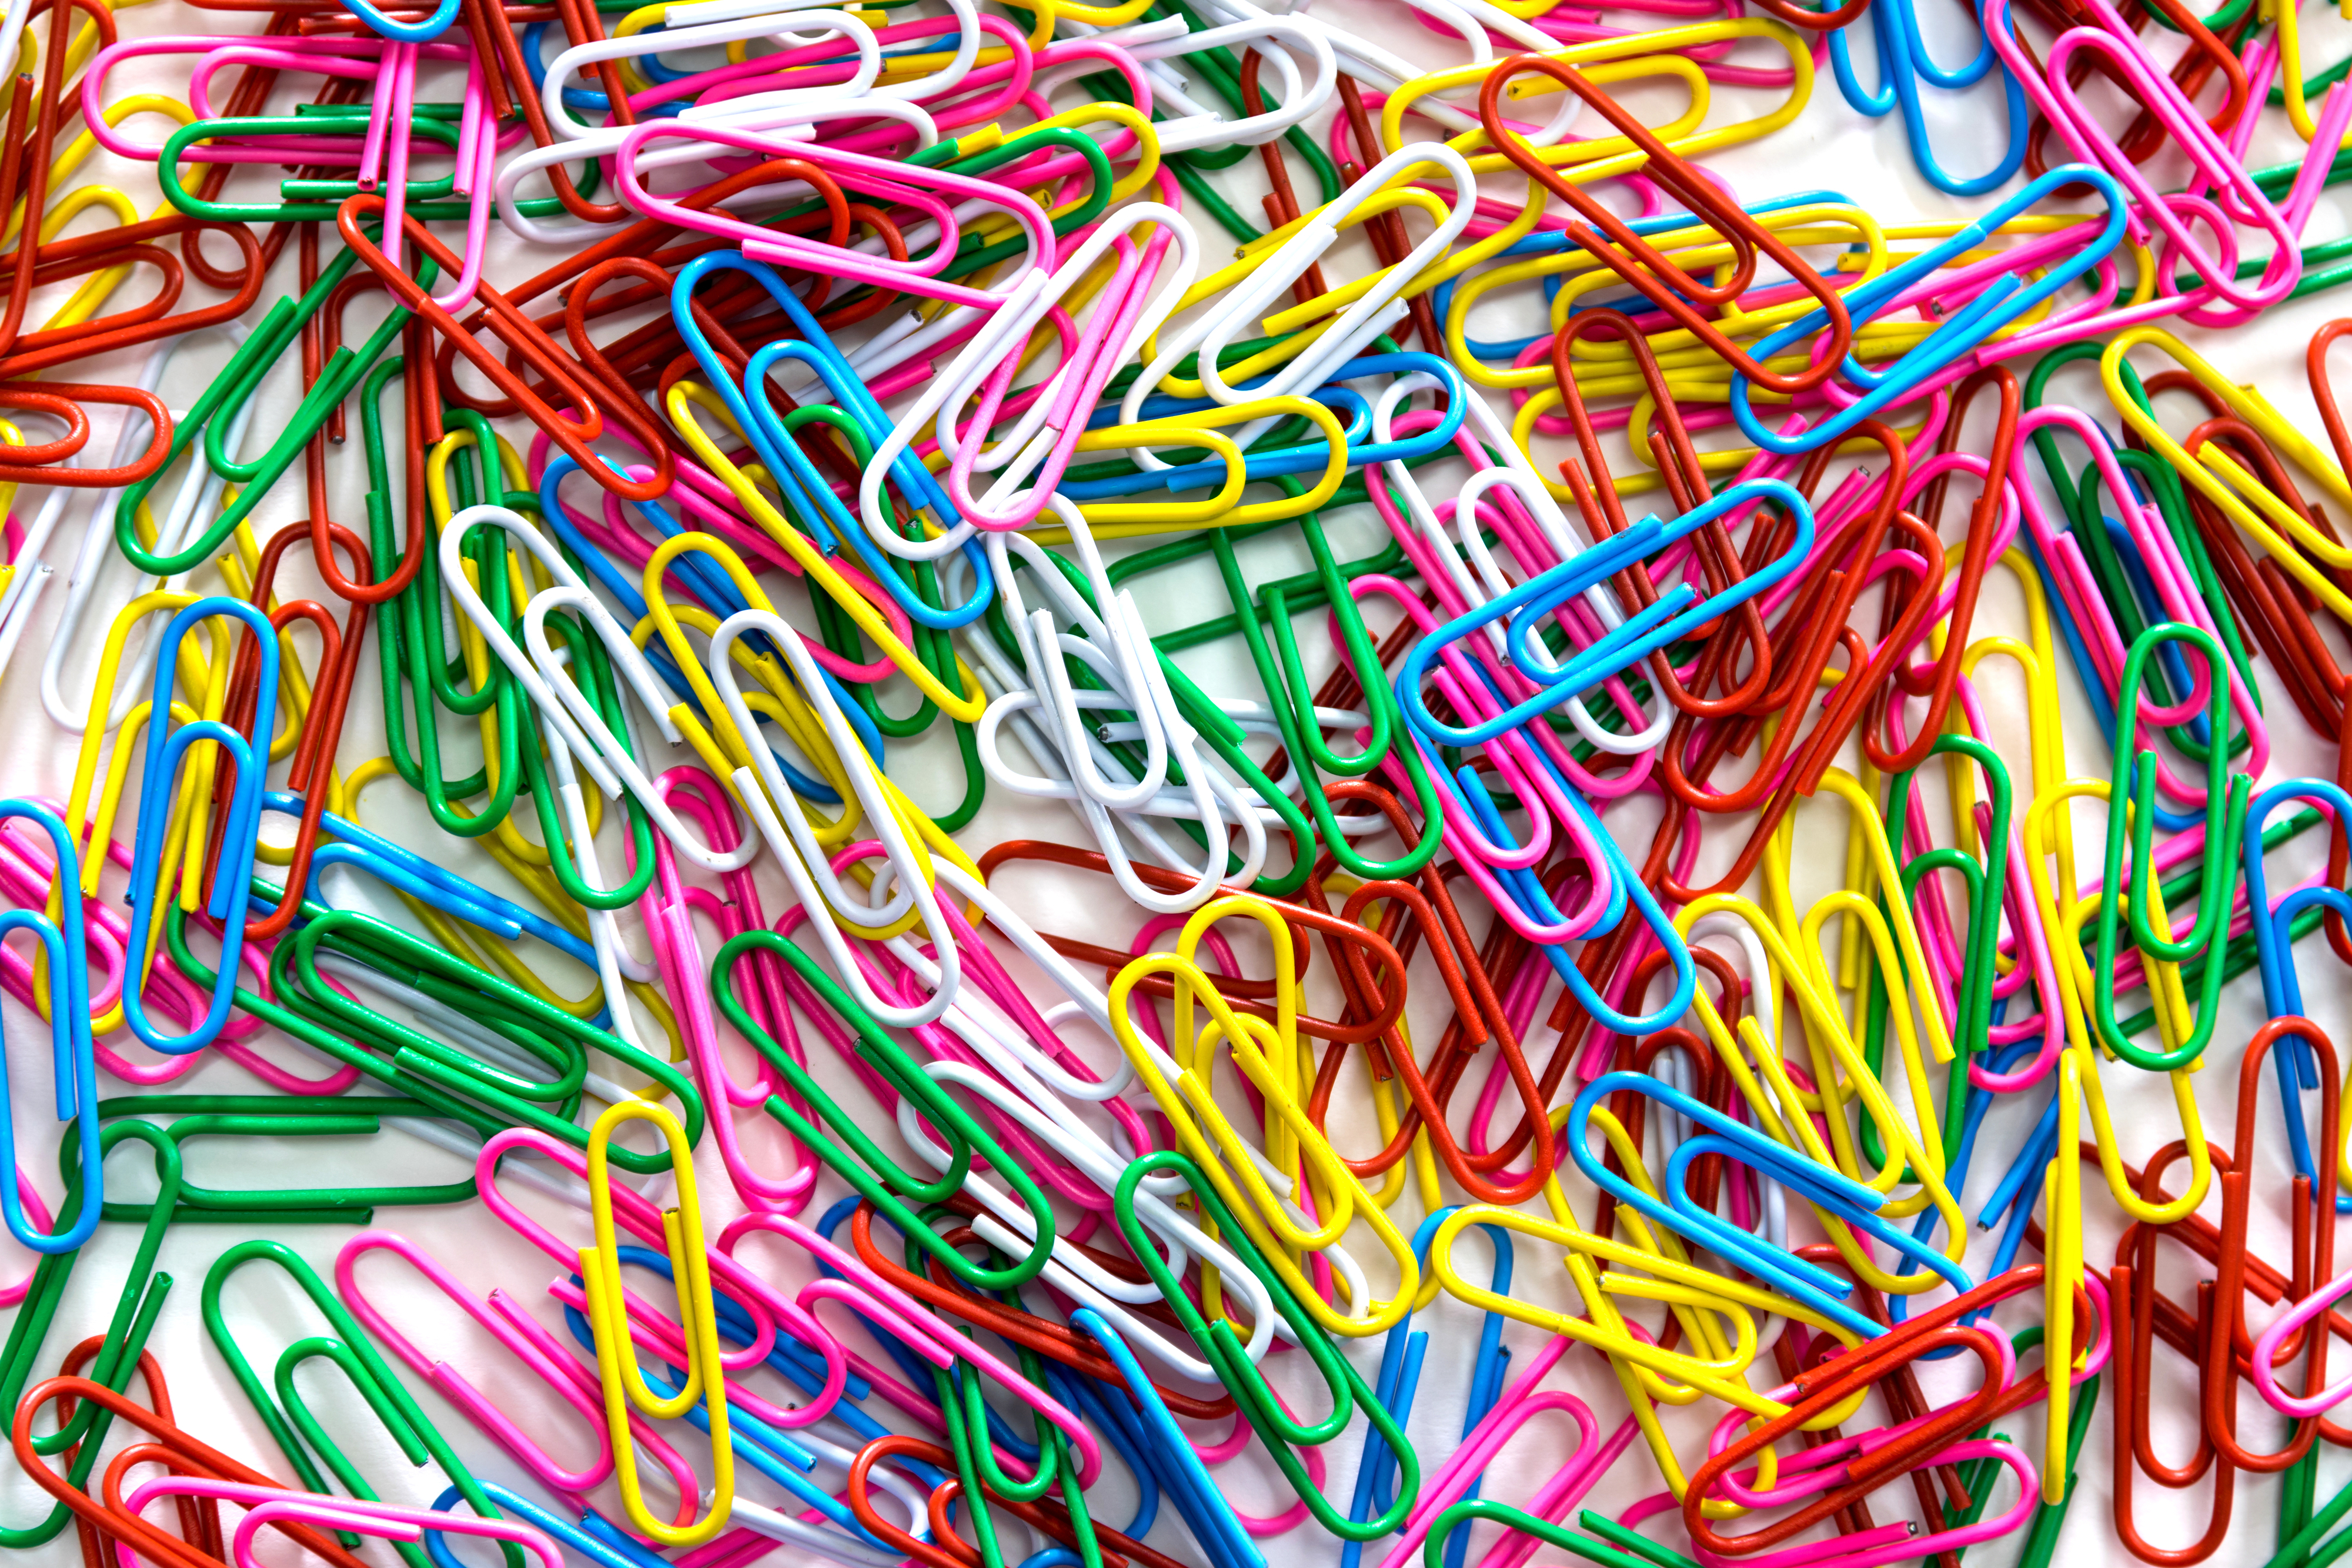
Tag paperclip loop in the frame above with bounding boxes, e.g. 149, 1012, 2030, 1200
579, 1099, 733, 1548
119, 597, 277, 1056
1725, 164, 2129, 454
0, 800, 95, 1252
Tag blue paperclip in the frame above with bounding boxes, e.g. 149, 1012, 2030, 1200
1829, 0, 2026, 195
1047, 1362, 1157, 1541
1071, 1308, 1264, 1568
671, 250, 996, 631
338, 0, 459, 42
0, 800, 98, 1253
1339, 1210, 1512, 1568
1450, 768, 1696, 1035
2242, 778, 2352, 1208
1398, 480, 1817, 750
1670, 1125, 1972, 1303
1728, 164, 2129, 454
244, 793, 622, 1031
1568, 1073, 1970, 1335
423, 1483, 665, 1568
120, 599, 279, 1056
1882, 1012, 2045, 1342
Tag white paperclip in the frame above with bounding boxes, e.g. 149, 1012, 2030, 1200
437, 504, 765, 875
707, 607, 961, 1029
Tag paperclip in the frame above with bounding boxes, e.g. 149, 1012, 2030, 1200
576, 1099, 733, 1547
13, 1376, 371, 1568
1479, 56, 1852, 394
201, 1237, 521, 1568
1828, 0, 2025, 195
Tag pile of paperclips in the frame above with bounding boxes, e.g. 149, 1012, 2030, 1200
14, 0, 2352, 1562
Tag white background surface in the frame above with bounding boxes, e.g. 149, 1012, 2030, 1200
6, 0, 2352, 1563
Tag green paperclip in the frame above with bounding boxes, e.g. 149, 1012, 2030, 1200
163, 897, 509, 1156
2093, 624, 2253, 1071
710, 929, 1057, 1289
279, 908, 702, 1172
1211, 500, 1444, 877
116, 227, 433, 578
202, 1238, 519, 1568
89, 1095, 476, 1217
158, 113, 462, 223
1424, 1500, 1694, 1568
377, 398, 529, 837
908, 1212, 1102, 1568
0, 1122, 179, 1549
1112, 1149, 1417, 1539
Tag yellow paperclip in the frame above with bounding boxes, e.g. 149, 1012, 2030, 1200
2020, 783, 2213, 1225
1108, 897, 1419, 1336
1067, 394, 1349, 533
581, 1099, 733, 1548
2042, 1048, 2084, 1505
2103, 326, 2352, 623
1426, 1203, 1865, 1512
662, 383, 987, 721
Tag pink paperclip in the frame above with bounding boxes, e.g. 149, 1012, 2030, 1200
86, 36, 462, 158
2251, 1255, 2352, 1417
613, 121, 1056, 309
942, 225, 1177, 531
475, 1126, 796, 1379
688, 13, 1043, 149
336, 1229, 620, 1496
1377, 1335, 1637, 1568
715, 1208, 1104, 1487
641, 772, 816, 1218
1982, 0, 2298, 322
1616, 1435, 2037, 1568
233, 1492, 566, 1568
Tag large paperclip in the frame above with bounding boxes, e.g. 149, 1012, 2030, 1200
119, 597, 276, 1056
579, 1099, 733, 1547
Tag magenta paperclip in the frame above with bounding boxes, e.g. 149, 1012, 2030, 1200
1980, 0, 2300, 323
335, 1229, 623, 1497
1374, 1335, 1639, 1568
232, 1492, 566, 1568
641, 767, 814, 1218
613, 121, 1057, 309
